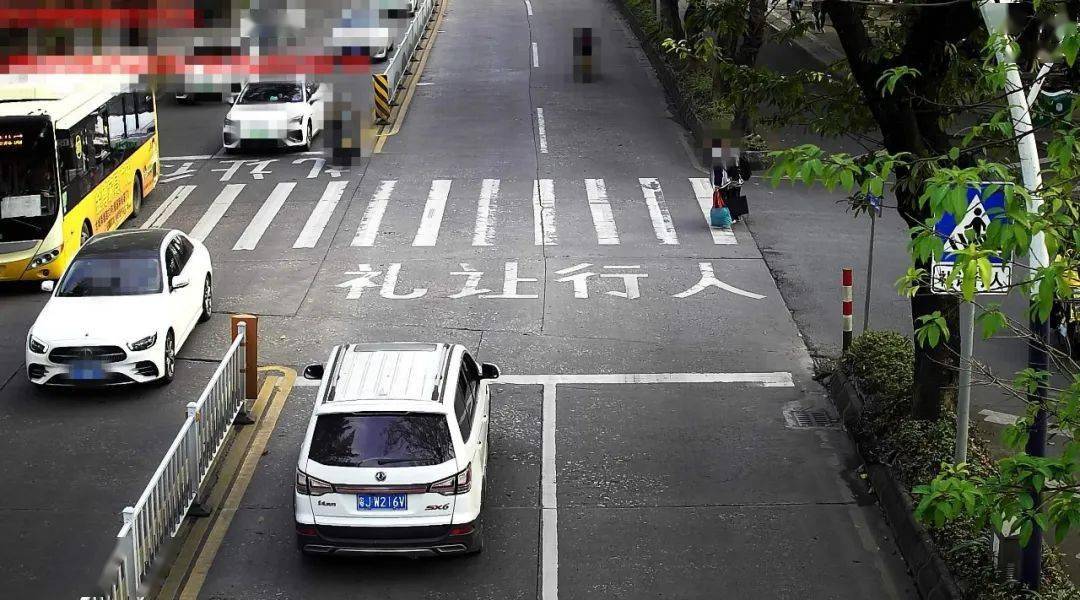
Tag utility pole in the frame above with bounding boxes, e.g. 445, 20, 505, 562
976, 0, 1049, 590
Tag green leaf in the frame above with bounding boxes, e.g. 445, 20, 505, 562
948, 147, 960, 161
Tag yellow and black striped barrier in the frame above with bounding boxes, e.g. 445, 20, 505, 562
373, 73, 391, 124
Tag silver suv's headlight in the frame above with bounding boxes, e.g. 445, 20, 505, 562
27, 335, 46, 354
28, 245, 62, 269
127, 333, 157, 351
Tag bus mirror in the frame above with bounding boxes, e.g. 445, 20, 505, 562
40, 281, 54, 293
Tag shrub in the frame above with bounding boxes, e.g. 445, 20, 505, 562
840, 330, 914, 439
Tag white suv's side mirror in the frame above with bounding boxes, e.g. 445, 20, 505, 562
303, 364, 324, 380
40, 280, 55, 293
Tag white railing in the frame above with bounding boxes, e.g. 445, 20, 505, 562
380, 0, 437, 104
84, 324, 250, 600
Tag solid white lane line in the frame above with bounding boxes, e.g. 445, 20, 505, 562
498, 372, 795, 387
189, 184, 245, 242
160, 154, 212, 161
532, 42, 539, 68
473, 178, 499, 246
141, 185, 196, 229
293, 181, 349, 248
525, 0, 533, 15
352, 180, 396, 247
542, 509, 558, 600
536, 107, 548, 154
584, 178, 620, 245
541, 383, 558, 600
533, 179, 557, 246
639, 177, 679, 245
233, 182, 296, 250
412, 179, 452, 247
690, 177, 738, 245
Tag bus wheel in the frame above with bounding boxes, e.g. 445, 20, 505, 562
131, 178, 143, 218
80, 222, 92, 246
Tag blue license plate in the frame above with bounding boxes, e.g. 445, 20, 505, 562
357, 493, 407, 511
71, 360, 104, 381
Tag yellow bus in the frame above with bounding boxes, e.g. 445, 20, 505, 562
0, 75, 160, 282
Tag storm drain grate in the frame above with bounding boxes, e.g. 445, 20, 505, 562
784, 408, 837, 429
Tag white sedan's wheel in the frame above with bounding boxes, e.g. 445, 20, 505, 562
155, 331, 176, 386
199, 276, 212, 323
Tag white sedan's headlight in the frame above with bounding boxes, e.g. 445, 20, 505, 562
224, 117, 237, 127
27, 335, 46, 354
128, 333, 158, 352
289, 115, 304, 126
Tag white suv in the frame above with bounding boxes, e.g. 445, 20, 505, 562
295, 342, 500, 557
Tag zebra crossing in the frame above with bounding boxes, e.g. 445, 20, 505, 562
139, 177, 738, 251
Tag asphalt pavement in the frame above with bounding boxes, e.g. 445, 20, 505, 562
0, 1, 924, 598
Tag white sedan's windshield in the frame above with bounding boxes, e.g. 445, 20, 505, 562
238, 83, 302, 104
57, 256, 162, 297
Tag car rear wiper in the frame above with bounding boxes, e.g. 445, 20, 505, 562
374, 458, 418, 465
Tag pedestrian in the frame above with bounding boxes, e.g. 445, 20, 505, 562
787, 0, 803, 26
811, 0, 826, 32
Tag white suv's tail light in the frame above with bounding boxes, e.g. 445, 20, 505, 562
296, 469, 334, 496
429, 463, 471, 496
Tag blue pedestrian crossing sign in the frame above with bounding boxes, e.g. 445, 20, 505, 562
931, 184, 1011, 295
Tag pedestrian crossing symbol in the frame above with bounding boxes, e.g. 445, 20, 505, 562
931, 184, 1010, 295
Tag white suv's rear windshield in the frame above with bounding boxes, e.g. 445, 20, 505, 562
309, 412, 454, 468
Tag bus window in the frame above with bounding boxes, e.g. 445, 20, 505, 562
107, 95, 126, 139
123, 93, 139, 140
135, 91, 154, 132
0, 116, 60, 244
91, 109, 118, 173
58, 115, 98, 212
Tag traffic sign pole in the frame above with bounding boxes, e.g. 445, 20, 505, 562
955, 300, 975, 464
978, 1, 1049, 589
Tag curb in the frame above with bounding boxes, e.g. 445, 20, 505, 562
609, 0, 708, 160
829, 372, 963, 600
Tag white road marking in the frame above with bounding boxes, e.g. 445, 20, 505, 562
293, 378, 322, 387
212, 159, 247, 182
233, 182, 296, 250
979, 409, 1019, 426
639, 177, 679, 245
189, 184, 245, 242
542, 384, 557, 508
690, 177, 737, 245
525, 0, 533, 15
491, 371, 796, 600
473, 178, 499, 246
160, 154, 212, 161
979, 409, 1072, 437
412, 179, 452, 247
585, 178, 620, 245
498, 372, 795, 387
532, 42, 539, 68
536, 107, 548, 154
294, 181, 349, 248
352, 180, 396, 247
542, 508, 558, 600
533, 179, 557, 246
141, 185, 196, 229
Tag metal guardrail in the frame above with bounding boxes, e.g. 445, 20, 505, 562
375, 0, 437, 122
84, 324, 250, 600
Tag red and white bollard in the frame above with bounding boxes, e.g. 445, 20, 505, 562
842, 267, 854, 351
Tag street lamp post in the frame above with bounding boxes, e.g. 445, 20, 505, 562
976, 0, 1050, 590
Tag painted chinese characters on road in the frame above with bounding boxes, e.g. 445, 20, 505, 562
336, 261, 765, 301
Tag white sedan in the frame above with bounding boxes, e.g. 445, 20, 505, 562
223, 81, 324, 152
26, 229, 213, 386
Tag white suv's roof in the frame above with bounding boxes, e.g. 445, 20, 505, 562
317, 343, 455, 413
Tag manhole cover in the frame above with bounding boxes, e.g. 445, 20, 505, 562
784, 408, 836, 429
